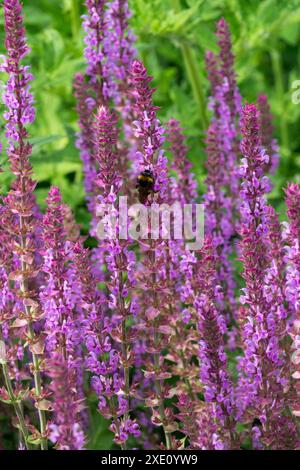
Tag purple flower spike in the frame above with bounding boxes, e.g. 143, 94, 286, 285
48, 352, 85, 450
284, 183, 300, 419
1, 0, 47, 448
216, 18, 241, 117
237, 104, 297, 449
130, 60, 168, 198
167, 118, 198, 205
257, 94, 279, 175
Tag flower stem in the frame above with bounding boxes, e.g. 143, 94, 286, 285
270, 48, 290, 163
70, 0, 80, 40
1, 361, 30, 449
27, 323, 48, 450
171, 0, 208, 130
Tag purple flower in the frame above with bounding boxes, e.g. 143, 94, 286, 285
167, 118, 198, 205
257, 94, 279, 175
130, 60, 168, 199
85, 106, 139, 447
73, 73, 98, 208
104, 0, 136, 104
184, 237, 237, 448
237, 105, 297, 449
204, 20, 241, 346
40, 187, 86, 445
129, 59, 178, 448
284, 183, 300, 418
1, 0, 47, 448
216, 18, 241, 118
48, 352, 85, 450
82, 0, 107, 100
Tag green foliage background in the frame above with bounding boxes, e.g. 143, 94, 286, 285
1, 0, 300, 448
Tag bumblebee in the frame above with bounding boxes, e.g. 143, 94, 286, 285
251, 418, 262, 428
136, 169, 156, 204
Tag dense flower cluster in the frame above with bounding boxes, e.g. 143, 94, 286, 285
284, 183, 300, 419
257, 94, 279, 175
237, 104, 297, 449
204, 19, 242, 346
1, 0, 300, 452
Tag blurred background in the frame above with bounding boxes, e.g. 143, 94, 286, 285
1, 0, 300, 448
1, 0, 300, 229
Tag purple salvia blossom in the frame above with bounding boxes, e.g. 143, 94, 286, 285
0, 205, 22, 389
237, 104, 297, 449
264, 205, 289, 319
70, 240, 109, 411
73, 73, 98, 211
73, 74, 107, 288
165, 119, 202, 431
167, 118, 198, 205
194, 404, 224, 450
130, 60, 168, 197
78, 1, 137, 192
257, 94, 279, 175
41, 187, 71, 355
41, 187, 85, 364
2, 0, 35, 141
205, 51, 222, 98
204, 117, 237, 346
204, 21, 242, 345
216, 17, 242, 118
104, 0, 136, 104
236, 106, 271, 411
285, 183, 300, 242
83, 0, 134, 104
78, 1, 112, 208
77, 0, 137, 277
62, 203, 82, 243
1, 0, 47, 448
284, 183, 300, 418
130, 60, 177, 449
0, 204, 15, 329
40, 187, 85, 447
48, 352, 85, 450
89, 106, 140, 447
205, 19, 241, 218
181, 238, 238, 449
78, 1, 110, 214
176, 393, 222, 450
165, 237, 202, 446
208, 18, 242, 222
83, 0, 108, 102
105, 1, 139, 184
